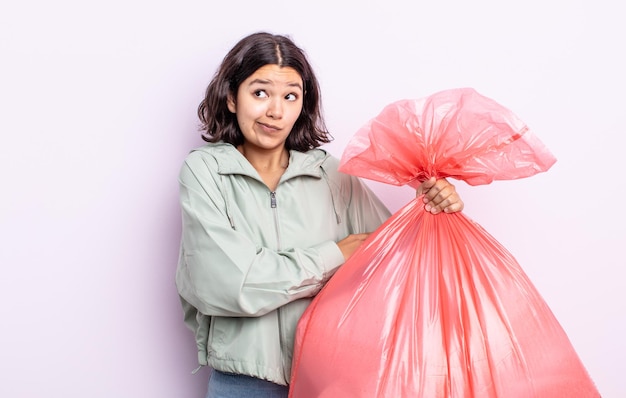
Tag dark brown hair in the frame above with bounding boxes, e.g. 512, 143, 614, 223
198, 32, 332, 151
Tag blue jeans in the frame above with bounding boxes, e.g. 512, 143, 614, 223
206, 369, 289, 398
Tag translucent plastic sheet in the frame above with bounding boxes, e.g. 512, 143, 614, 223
289, 88, 600, 397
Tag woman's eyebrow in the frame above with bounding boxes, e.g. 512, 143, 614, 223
248, 78, 271, 86
287, 82, 304, 91
248, 79, 303, 91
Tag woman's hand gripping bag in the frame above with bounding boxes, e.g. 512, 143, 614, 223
288, 88, 600, 398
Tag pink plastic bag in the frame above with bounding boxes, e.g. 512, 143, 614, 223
289, 88, 600, 397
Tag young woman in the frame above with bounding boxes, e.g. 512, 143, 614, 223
176, 32, 464, 398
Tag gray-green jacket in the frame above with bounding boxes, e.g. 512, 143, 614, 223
176, 143, 390, 385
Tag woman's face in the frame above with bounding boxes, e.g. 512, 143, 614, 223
228, 64, 304, 152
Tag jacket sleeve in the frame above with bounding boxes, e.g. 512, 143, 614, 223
175, 153, 346, 318
323, 155, 392, 235
343, 175, 392, 234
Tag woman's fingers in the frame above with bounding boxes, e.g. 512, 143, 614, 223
415, 177, 436, 197
337, 233, 370, 261
419, 178, 464, 214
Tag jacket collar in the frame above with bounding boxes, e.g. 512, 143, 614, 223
201, 143, 330, 181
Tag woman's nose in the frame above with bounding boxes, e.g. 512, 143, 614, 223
266, 98, 283, 119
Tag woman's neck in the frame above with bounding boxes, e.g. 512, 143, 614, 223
237, 144, 289, 173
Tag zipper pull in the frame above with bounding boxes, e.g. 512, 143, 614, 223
270, 191, 277, 208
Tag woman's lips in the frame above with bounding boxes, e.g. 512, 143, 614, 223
258, 122, 280, 133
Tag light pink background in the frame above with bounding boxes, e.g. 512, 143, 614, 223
1, 1, 623, 397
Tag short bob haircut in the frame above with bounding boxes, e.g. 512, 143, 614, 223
198, 32, 332, 152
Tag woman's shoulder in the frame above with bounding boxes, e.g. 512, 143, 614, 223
298, 148, 340, 168
289, 148, 342, 175
179, 143, 241, 177
308, 149, 358, 186
184, 142, 238, 164
187, 142, 236, 157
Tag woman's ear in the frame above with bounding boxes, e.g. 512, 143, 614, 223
227, 94, 236, 113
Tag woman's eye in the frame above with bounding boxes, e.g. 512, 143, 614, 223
285, 93, 297, 101
254, 90, 268, 98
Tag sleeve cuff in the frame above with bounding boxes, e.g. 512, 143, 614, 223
314, 240, 346, 279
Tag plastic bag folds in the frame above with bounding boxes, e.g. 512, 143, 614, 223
289, 88, 600, 398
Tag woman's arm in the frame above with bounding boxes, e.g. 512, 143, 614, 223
175, 155, 345, 319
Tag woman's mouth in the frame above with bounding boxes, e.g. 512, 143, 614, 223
258, 122, 280, 133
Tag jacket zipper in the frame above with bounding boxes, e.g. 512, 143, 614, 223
270, 190, 288, 378
270, 191, 281, 249
270, 191, 277, 208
